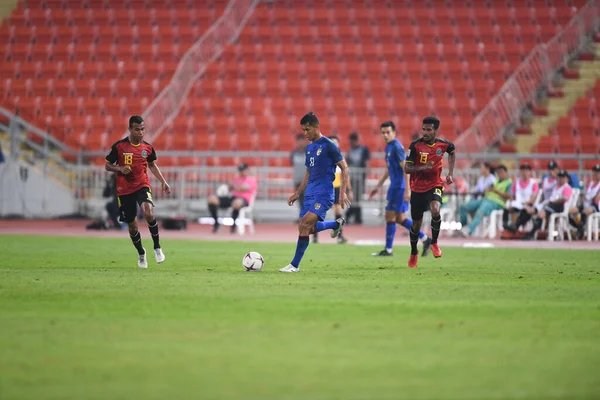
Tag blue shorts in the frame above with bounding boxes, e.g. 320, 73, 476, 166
300, 194, 333, 221
386, 187, 409, 213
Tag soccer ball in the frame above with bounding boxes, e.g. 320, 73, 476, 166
242, 251, 264, 271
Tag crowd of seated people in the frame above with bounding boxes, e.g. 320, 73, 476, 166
458, 160, 599, 241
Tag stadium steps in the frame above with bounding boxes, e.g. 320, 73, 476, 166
0, 0, 18, 21
515, 48, 600, 154
0, 125, 74, 188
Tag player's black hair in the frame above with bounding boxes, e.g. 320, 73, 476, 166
380, 121, 396, 131
349, 132, 359, 141
482, 161, 494, 173
422, 116, 440, 130
328, 135, 339, 142
496, 164, 508, 172
129, 115, 144, 128
300, 112, 319, 127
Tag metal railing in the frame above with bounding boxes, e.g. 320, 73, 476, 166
70, 152, 598, 215
454, 0, 600, 155
136, 0, 260, 144
0, 106, 79, 187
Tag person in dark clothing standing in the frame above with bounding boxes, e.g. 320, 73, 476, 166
345, 132, 370, 224
103, 175, 121, 229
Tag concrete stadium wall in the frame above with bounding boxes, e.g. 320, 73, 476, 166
0, 161, 76, 218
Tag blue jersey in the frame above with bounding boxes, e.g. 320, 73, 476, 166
385, 139, 406, 189
305, 136, 344, 198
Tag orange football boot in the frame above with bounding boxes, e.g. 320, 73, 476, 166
430, 243, 442, 258
408, 254, 418, 268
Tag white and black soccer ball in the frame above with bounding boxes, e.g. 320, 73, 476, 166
242, 251, 264, 271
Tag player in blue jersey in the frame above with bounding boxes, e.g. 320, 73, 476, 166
368, 121, 431, 257
279, 112, 351, 273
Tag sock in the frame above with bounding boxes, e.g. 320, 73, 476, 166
580, 213, 588, 227
502, 209, 510, 226
409, 226, 419, 255
208, 203, 218, 224
315, 220, 339, 232
516, 210, 531, 229
400, 218, 427, 240
291, 236, 310, 268
431, 215, 441, 244
129, 230, 145, 255
148, 219, 160, 249
231, 208, 240, 231
385, 221, 396, 251
531, 218, 543, 234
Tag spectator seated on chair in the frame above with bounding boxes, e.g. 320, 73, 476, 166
207, 162, 257, 234
503, 162, 539, 233
455, 162, 496, 223
473, 162, 497, 199
523, 169, 572, 240
458, 164, 512, 237
569, 164, 600, 239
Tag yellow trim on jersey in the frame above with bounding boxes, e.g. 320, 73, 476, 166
406, 160, 414, 163
130, 141, 141, 147
425, 142, 436, 147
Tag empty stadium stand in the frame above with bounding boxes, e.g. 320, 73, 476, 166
0, 0, 588, 165
532, 80, 600, 170
160, 0, 585, 163
0, 0, 225, 150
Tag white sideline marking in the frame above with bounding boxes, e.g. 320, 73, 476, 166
354, 240, 385, 246
462, 242, 495, 248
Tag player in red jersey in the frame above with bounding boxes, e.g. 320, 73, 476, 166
404, 116, 455, 268
105, 115, 171, 268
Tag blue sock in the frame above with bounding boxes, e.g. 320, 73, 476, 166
385, 222, 396, 250
315, 220, 338, 232
291, 236, 310, 268
400, 218, 427, 239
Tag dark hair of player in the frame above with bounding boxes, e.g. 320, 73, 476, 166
349, 132, 359, 141
496, 164, 508, 172
300, 112, 319, 127
328, 135, 339, 141
422, 116, 440, 130
380, 121, 396, 131
129, 115, 144, 128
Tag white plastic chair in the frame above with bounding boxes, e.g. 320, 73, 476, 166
587, 212, 600, 241
546, 189, 580, 241
236, 192, 256, 235
487, 206, 507, 239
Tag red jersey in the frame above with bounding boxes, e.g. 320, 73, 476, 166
105, 137, 157, 196
406, 137, 455, 193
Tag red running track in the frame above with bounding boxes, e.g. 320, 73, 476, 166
0, 219, 597, 250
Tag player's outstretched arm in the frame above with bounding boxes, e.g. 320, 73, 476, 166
148, 161, 171, 194
288, 169, 309, 206
337, 159, 351, 209
446, 151, 456, 185
369, 169, 389, 199
105, 161, 130, 175
405, 161, 433, 174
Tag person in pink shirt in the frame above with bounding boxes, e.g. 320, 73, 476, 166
207, 162, 258, 233
503, 163, 539, 233
523, 169, 573, 240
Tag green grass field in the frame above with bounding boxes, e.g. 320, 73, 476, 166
0, 235, 599, 400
